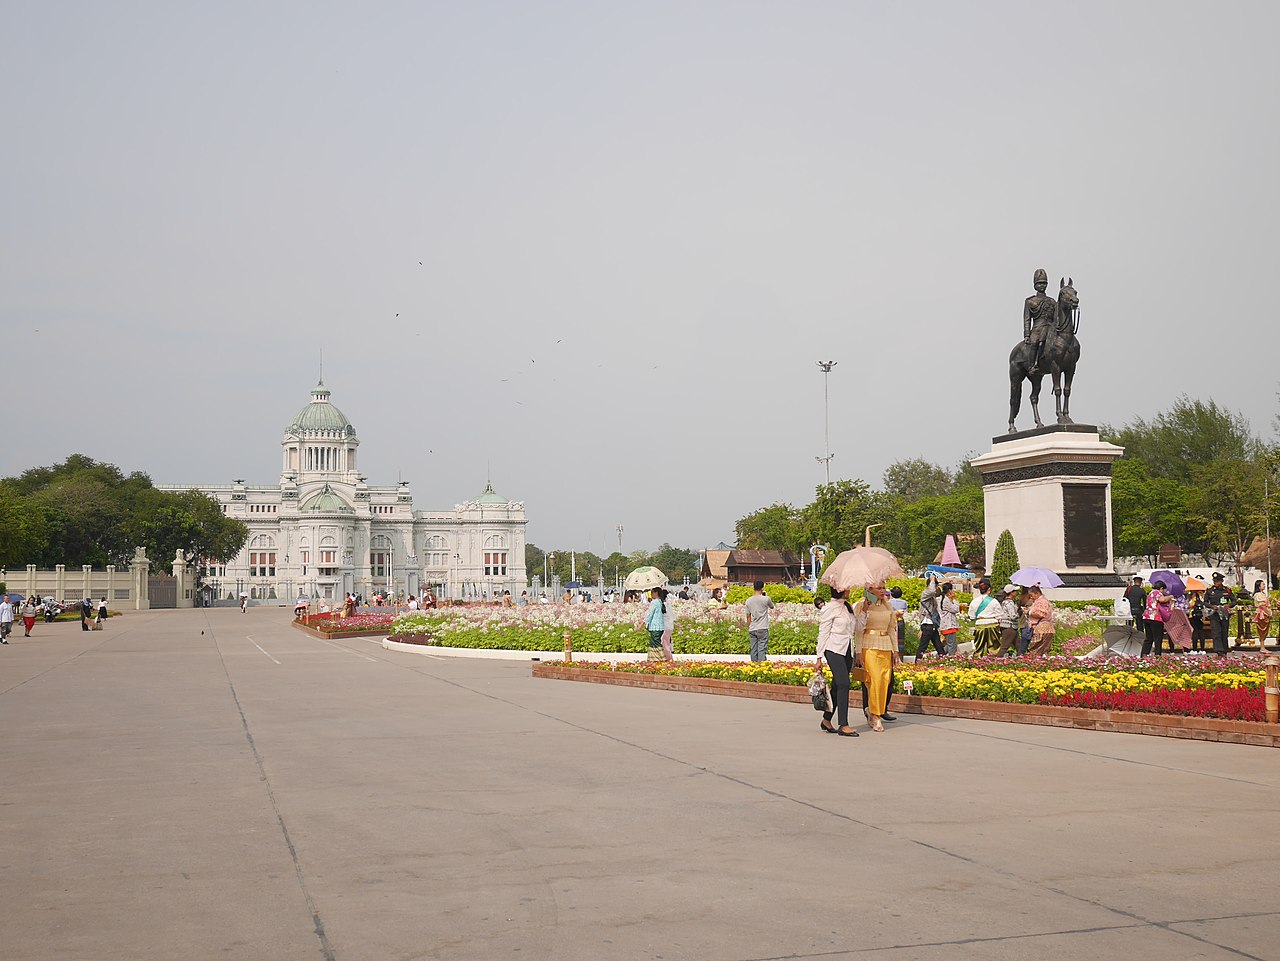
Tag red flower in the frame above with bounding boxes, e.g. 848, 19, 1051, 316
1040, 686, 1265, 722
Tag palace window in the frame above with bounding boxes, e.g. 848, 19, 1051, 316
249, 552, 276, 577
484, 552, 507, 576
300, 550, 309, 575
320, 549, 337, 565
370, 552, 388, 576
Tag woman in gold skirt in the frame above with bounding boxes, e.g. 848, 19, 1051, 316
853, 581, 901, 733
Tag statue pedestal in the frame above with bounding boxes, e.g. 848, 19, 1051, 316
970, 426, 1125, 601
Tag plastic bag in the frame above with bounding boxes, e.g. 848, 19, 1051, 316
808, 671, 832, 712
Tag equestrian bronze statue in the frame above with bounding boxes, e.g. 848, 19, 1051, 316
1008, 272, 1081, 433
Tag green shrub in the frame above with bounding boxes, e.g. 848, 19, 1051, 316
989, 530, 1020, 592
724, 584, 814, 605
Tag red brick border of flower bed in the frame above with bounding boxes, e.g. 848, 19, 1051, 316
531, 663, 1280, 748
290, 620, 391, 641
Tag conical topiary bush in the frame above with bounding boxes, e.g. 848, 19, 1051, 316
989, 529, 1020, 591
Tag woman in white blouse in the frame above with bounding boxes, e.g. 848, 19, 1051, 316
815, 588, 859, 737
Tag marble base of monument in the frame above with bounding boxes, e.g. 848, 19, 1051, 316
971, 426, 1125, 602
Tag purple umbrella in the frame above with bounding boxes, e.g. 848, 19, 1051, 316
1010, 567, 1065, 589
1149, 570, 1185, 597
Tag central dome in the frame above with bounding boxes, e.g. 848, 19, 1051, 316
288, 382, 356, 436
299, 483, 354, 514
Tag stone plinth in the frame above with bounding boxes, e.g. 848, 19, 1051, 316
971, 426, 1125, 600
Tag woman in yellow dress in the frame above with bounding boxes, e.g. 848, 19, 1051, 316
853, 581, 901, 733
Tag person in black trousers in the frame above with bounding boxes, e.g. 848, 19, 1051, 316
1123, 576, 1147, 635
915, 575, 945, 659
1204, 573, 1234, 656
1140, 581, 1170, 657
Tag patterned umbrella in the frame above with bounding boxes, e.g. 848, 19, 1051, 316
623, 566, 668, 591
819, 547, 905, 592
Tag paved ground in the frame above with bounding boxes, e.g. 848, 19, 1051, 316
1, 608, 1277, 961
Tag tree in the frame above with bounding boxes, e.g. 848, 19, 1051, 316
604, 551, 629, 585
0, 483, 50, 568
1109, 460, 1195, 563
882, 458, 953, 502
1105, 396, 1255, 482
651, 543, 699, 582
1189, 458, 1266, 583
989, 530, 1020, 591
888, 486, 985, 571
525, 543, 545, 580
735, 503, 804, 553
2, 455, 246, 569
800, 480, 883, 553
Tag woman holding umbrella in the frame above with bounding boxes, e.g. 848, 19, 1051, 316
1141, 580, 1173, 657
853, 581, 900, 732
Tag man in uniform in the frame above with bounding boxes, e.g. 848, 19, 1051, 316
1204, 572, 1234, 656
1023, 268, 1057, 374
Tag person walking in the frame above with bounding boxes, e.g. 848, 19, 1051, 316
1253, 580, 1271, 649
968, 579, 1002, 656
1025, 585, 1056, 655
937, 582, 961, 655
743, 580, 775, 662
97, 597, 108, 628
995, 586, 1021, 656
659, 587, 675, 661
80, 596, 93, 631
1123, 576, 1147, 636
643, 588, 666, 660
815, 588, 859, 737
888, 586, 908, 655
21, 596, 38, 637
1205, 573, 1234, 656
853, 581, 900, 733
915, 574, 944, 659
1141, 581, 1172, 656
0, 596, 13, 644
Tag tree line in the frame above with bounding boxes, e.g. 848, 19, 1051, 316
525, 543, 702, 587
733, 394, 1280, 578
0, 455, 249, 571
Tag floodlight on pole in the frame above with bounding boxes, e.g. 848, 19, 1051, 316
815, 361, 837, 485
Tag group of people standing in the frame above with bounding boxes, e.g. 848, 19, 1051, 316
1124, 573, 1272, 657
915, 575, 1056, 659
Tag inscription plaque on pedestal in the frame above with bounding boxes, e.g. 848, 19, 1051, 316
1062, 484, 1108, 568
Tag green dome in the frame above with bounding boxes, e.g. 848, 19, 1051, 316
474, 483, 508, 504
288, 383, 356, 436
299, 483, 354, 514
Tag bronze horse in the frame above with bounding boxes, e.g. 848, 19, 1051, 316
1008, 278, 1081, 433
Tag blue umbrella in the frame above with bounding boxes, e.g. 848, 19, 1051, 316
1010, 567, 1065, 589
1149, 570, 1186, 597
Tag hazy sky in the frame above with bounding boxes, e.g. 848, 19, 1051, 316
4, 1, 1277, 555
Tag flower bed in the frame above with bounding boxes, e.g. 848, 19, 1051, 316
385, 600, 1109, 656
547, 654, 1266, 715
295, 612, 398, 636
1040, 687, 1266, 722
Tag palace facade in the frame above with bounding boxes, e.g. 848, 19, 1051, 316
164, 382, 527, 602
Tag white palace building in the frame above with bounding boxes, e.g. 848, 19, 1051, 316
165, 382, 527, 603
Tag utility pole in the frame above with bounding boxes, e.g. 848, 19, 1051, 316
815, 361, 836, 485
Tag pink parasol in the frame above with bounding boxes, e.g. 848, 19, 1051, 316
819, 547, 905, 592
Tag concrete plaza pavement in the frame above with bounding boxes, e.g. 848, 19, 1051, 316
1, 608, 1277, 961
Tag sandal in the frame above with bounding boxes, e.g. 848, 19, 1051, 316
871, 717, 885, 733
837, 726, 860, 737
820, 720, 836, 734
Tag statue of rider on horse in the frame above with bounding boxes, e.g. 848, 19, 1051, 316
1008, 269, 1081, 434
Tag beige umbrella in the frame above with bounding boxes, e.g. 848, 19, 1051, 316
819, 547, 904, 592
624, 566, 669, 591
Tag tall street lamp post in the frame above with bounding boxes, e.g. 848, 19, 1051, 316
815, 360, 837, 485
